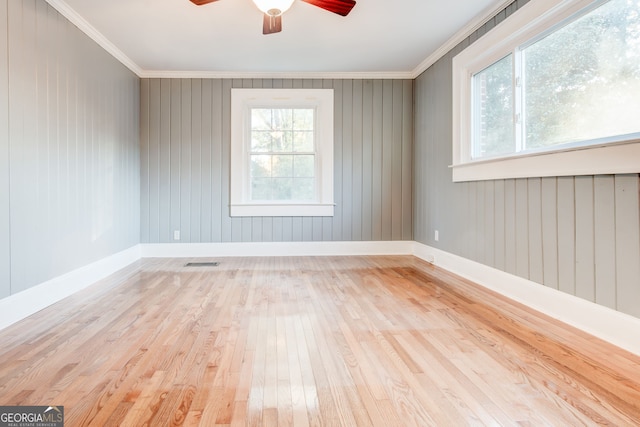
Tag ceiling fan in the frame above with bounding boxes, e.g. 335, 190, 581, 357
189, 0, 357, 35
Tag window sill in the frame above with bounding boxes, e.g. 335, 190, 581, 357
451, 141, 640, 182
230, 203, 335, 217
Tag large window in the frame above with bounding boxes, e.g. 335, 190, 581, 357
453, 0, 640, 181
230, 89, 334, 217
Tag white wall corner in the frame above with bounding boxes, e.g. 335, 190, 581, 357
412, 241, 640, 357
0, 245, 141, 331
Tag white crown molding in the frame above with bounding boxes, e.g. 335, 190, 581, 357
410, 0, 514, 78
46, 0, 512, 80
44, 0, 143, 76
138, 70, 415, 80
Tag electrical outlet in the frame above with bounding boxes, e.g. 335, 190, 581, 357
434, 230, 439, 242
173, 230, 180, 240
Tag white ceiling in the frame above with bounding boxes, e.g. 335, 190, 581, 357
48, 0, 510, 78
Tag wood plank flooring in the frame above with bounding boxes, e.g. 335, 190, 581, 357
0, 256, 639, 426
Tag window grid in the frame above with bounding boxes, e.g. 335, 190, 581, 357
248, 108, 317, 202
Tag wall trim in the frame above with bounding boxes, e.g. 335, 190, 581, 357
412, 242, 640, 356
140, 241, 414, 258
3, 240, 638, 358
0, 245, 141, 331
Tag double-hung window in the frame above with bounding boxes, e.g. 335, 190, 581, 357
230, 88, 334, 216
453, 0, 640, 181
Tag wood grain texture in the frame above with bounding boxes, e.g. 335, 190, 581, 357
1, 256, 639, 426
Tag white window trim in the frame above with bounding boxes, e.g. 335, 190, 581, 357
230, 88, 334, 217
452, 0, 640, 182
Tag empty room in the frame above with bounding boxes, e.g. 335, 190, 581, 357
1, 0, 640, 425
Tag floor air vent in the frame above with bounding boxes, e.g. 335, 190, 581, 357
184, 262, 220, 267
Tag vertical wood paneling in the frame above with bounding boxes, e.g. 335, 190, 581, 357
0, 0, 9, 298
474, 182, 484, 264
180, 80, 192, 242
361, 80, 373, 241
614, 175, 640, 317
594, 175, 616, 309
484, 181, 495, 267
212, 79, 224, 242
556, 176, 576, 296
148, 79, 161, 243
140, 79, 150, 243
515, 179, 529, 278
540, 177, 558, 290
159, 79, 171, 243
341, 79, 353, 240
170, 80, 181, 242
371, 80, 383, 241
493, 180, 506, 271
503, 179, 516, 275
140, 78, 412, 244
381, 81, 393, 241
528, 178, 543, 285
351, 79, 363, 240
401, 80, 413, 240
190, 79, 202, 243
200, 79, 213, 242
2, 0, 138, 296
391, 80, 403, 240
575, 176, 595, 302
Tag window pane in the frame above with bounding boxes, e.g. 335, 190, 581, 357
248, 106, 319, 203
252, 178, 272, 200
293, 131, 314, 152
272, 155, 293, 177
271, 131, 293, 152
293, 155, 314, 177
292, 178, 315, 200
250, 155, 271, 178
272, 109, 293, 131
293, 109, 314, 130
523, 0, 640, 149
272, 178, 293, 200
251, 131, 272, 152
472, 54, 515, 159
251, 109, 272, 130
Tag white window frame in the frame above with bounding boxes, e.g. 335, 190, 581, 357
230, 88, 334, 217
452, 0, 640, 182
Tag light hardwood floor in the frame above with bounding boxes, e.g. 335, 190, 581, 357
0, 256, 639, 426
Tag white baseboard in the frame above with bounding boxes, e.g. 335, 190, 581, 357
140, 241, 414, 258
0, 245, 141, 331
3, 240, 639, 357
412, 242, 640, 356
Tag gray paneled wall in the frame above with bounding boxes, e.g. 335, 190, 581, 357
1, 0, 140, 297
414, 0, 640, 318
0, 1, 10, 297
140, 78, 413, 243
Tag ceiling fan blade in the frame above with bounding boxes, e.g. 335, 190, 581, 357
189, 0, 219, 5
300, 0, 356, 16
263, 14, 282, 35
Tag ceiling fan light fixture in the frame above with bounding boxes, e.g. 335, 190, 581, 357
252, 0, 295, 16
